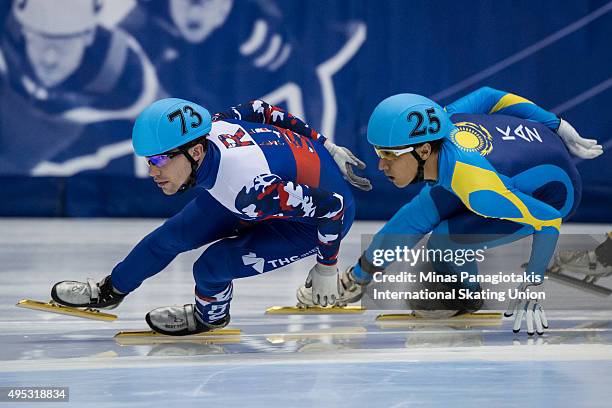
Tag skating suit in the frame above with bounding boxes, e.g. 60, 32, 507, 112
111, 101, 354, 322
357, 87, 580, 285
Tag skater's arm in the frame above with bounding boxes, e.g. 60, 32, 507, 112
351, 185, 441, 282
235, 174, 345, 266
215, 100, 371, 190
213, 100, 326, 143
447, 87, 603, 159
445, 87, 560, 130
495, 189, 560, 282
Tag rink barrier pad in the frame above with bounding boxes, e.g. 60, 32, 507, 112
265, 305, 366, 314
16, 299, 118, 321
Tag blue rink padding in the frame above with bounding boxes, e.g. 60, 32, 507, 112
1, 0, 611, 220
1, 177, 195, 218
2, 176, 610, 222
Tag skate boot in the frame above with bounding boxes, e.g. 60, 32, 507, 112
145, 304, 230, 336
296, 266, 366, 307
51, 275, 126, 309
553, 249, 612, 277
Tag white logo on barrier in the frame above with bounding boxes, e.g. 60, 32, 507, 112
242, 252, 265, 273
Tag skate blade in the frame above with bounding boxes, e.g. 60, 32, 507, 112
375, 312, 502, 321
547, 270, 612, 297
16, 299, 117, 321
377, 320, 502, 329
114, 329, 241, 345
376, 312, 502, 329
265, 305, 366, 315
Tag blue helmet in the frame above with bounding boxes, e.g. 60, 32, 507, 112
132, 98, 212, 157
367, 94, 455, 148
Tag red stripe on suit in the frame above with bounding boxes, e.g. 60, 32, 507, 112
275, 126, 321, 187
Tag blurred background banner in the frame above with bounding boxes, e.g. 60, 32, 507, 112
1, 0, 610, 220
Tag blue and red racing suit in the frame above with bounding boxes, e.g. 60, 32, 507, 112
110, 100, 354, 322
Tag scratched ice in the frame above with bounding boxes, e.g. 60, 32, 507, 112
1, 220, 611, 407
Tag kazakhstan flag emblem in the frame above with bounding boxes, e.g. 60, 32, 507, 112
451, 122, 493, 156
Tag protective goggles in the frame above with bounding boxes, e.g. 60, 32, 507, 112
146, 151, 181, 167
374, 145, 415, 160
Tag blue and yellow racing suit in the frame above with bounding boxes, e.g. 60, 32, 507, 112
355, 87, 581, 287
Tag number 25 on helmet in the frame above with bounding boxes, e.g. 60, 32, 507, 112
367, 93, 455, 148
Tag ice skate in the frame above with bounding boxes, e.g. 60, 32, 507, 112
114, 327, 242, 345
51, 275, 126, 310
553, 249, 612, 277
145, 304, 230, 336
411, 298, 484, 319
16, 299, 118, 321
542, 250, 612, 296
296, 266, 365, 308
408, 282, 484, 319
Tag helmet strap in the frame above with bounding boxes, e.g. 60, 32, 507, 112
409, 149, 426, 185
176, 144, 204, 193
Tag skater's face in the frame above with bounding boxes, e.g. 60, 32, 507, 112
377, 144, 430, 188
169, 0, 233, 43
147, 144, 204, 195
21, 28, 94, 88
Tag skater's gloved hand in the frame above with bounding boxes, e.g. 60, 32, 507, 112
305, 263, 343, 307
556, 118, 603, 159
504, 282, 548, 336
324, 140, 372, 191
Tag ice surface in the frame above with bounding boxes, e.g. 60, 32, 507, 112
1, 219, 611, 407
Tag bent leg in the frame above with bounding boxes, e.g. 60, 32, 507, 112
511, 164, 578, 220
192, 220, 320, 323
430, 164, 573, 280
111, 192, 242, 293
